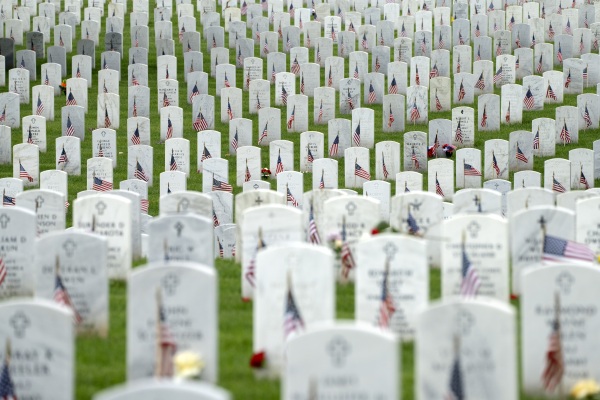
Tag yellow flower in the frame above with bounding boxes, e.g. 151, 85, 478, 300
570, 379, 600, 399
174, 351, 204, 379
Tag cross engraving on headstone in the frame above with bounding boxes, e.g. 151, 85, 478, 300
345, 201, 357, 216
35, 195, 44, 210
10, 311, 30, 338
174, 221, 184, 237
0, 214, 10, 229
466, 221, 481, 238
253, 183, 260, 189
95, 201, 107, 216
63, 239, 77, 257
409, 199, 423, 211
383, 242, 398, 260
455, 308, 475, 336
254, 195, 264, 205
161, 273, 180, 296
556, 271, 574, 295
327, 336, 351, 368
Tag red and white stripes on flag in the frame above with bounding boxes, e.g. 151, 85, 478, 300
377, 259, 396, 328
460, 240, 480, 297
155, 290, 177, 378
308, 204, 321, 244
0, 257, 6, 287
54, 272, 83, 324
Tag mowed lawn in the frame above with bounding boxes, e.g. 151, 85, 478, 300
0, 5, 594, 399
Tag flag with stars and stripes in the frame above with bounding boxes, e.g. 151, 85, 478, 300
307, 147, 314, 163
330, 134, 339, 157
368, 82, 376, 103
557, 43, 563, 63
194, 112, 208, 132
516, 143, 528, 163
155, 291, 177, 377
377, 259, 396, 328
201, 144, 212, 162
287, 106, 296, 129
131, 125, 141, 145
410, 101, 420, 122
58, 146, 68, 165
475, 73, 485, 90
564, 70, 571, 88
19, 162, 33, 182
66, 115, 75, 136
245, 162, 252, 182
388, 105, 395, 128
283, 279, 305, 339
492, 152, 500, 176
340, 220, 355, 279
276, 151, 284, 174
580, 170, 590, 189
132, 71, 139, 86
533, 129, 540, 149
227, 98, 234, 120
524, 87, 535, 109
286, 187, 299, 207
66, 89, 77, 105
544, 234, 594, 262
231, 130, 238, 151
457, 81, 466, 101
560, 122, 571, 144
389, 75, 398, 93
189, 83, 199, 102
411, 147, 420, 169
493, 66, 503, 84
212, 177, 233, 193
259, 122, 268, 145
36, 94, 44, 115
481, 105, 488, 127
212, 210, 220, 228
463, 162, 482, 176
455, 120, 463, 144
584, 105, 592, 128
170, 151, 178, 171
54, 271, 83, 324
541, 302, 564, 392
552, 176, 566, 193
281, 86, 288, 105
134, 161, 149, 182
355, 162, 371, 180
446, 350, 465, 400
347, 88, 355, 109
93, 176, 112, 191
308, 204, 321, 244
104, 108, 111, 128
0, 348, 17, 399
382, 152, 390, 179
435, 175, 444, 197
460, 239, 480, 296
546, 84, 557, 100
353, 121, 361, 146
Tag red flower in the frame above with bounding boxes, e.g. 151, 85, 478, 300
371, 228, 380, 235
250, 351, 266, 368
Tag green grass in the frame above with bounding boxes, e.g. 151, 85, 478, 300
1, 5, 596, 399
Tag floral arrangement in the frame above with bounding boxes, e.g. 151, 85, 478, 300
261, 168, 271, 180
59, 80, 67, 95
570, 380, 600, 399
173, 351, 204, 380
249, 351, 266, 369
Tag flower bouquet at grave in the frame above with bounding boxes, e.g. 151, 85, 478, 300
60, 80, 67, 95
370, 221, 396, 235
261, 168, 271, 180
173, 350, 205, 382
570, 380, 600, 399
249, 350, 269, 378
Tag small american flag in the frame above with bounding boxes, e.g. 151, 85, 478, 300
388, 105, 395, 128
355, 161, 371, 180
456, 56, 461, 74
281, 86, 288, 105
170, 151, 178, 171
2, 190, 15, 206
560, 121, 571, 144
132, 71, 139, 86
464, 162, 482, 176
544, 234, 594, 261
438, 32, 445, 49
328, 67, 333, 87
537, 54, 543, 73
524, 87, 535, 109
435, 174, 445, 197
290, 56, 300, 76
66, 115, 75, 136
227, 98, 234, 120
446, 346, 465, 400
212, 35, 217, 48
317, 100, 323, 123
286, 187, 299, 207
368, 82, 376, 104
475, 73, 485, 90
375, 56, 381, 72
400, 22, 407, 37
162, 92, 170, 107
361, 33, 368, 49
584, 104, 593, 128
353, 121, 361, 146
36, 94, 44, 115
546, 84, 557, 100
241, 0, 247, 14
217, 238, 224, 258
492, 152, 500, 176
354, 65, 359, 80
410, 100, 420, 122
382, 152, 390, 179
505, 102, 511, 123
458, 30, 465, 45
564, 69, 571, 88
429, 64, 439, 79
583, 65, 588, 81
496, 42, 503, 56
189, 83, 199, 102
476, 46, 481, 61
19, 162, 33, 182
179, 25, 185, 42
434, 133, 440, 153
44, 71, 49, 85
516, 143, 528, 163
330, 24, 336, 41
411, 146, 420, 169
66, 89, 77, 105
58, 146, 69, 165
54, 270, 83, 324
155, 290, 177, 378
552, 175, 566, 193
212, 210, 220, 228
27, 126, 33, 144
283, 278, 305, 339
319, 171, 325, 189
330, 134, 339, 157
224, 72, 231, 88
340, 219, 355, 279
541, 295, 564, 392
515, 32, 521, 48
557, 43, 563, 63
134, 161, 149, 182
231, 130, 238, 151
93, 176, 112, 191
308, 203, 321, 244
436, 91, 443, 111
533, 129, 540, 149
104, 107, 111, 128
415, 65, 421, 85
475, 23, 481, 37
580, 170, 590, 189
132, 97, 138, 117
460, 238, 480, 296
0, 346, 17, 399
135, 31, 139, 47
515, 56, 520, 70
276, 151, 284, 174
201, 144, 212, 162
166, 116, 173, 139
377, 259, 396, 328
508, 15, 515, 29
194, 112, 208, 131
300, 75, 305, 94
548, 23, 555, 39
212, 177, 233, 192
259, 122, 268, 145
565, 18, 572, 35
307, 147, 314, 163
457, 81, 466, 101
347, 89, 355, 110
287, 106, 296, 129
238, 48, 243, 67
580, 35, 585, 53
263, 37, 269, 55
455, 120, 463, 144
245, 231, 265, 287
245, 161, 252, 182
